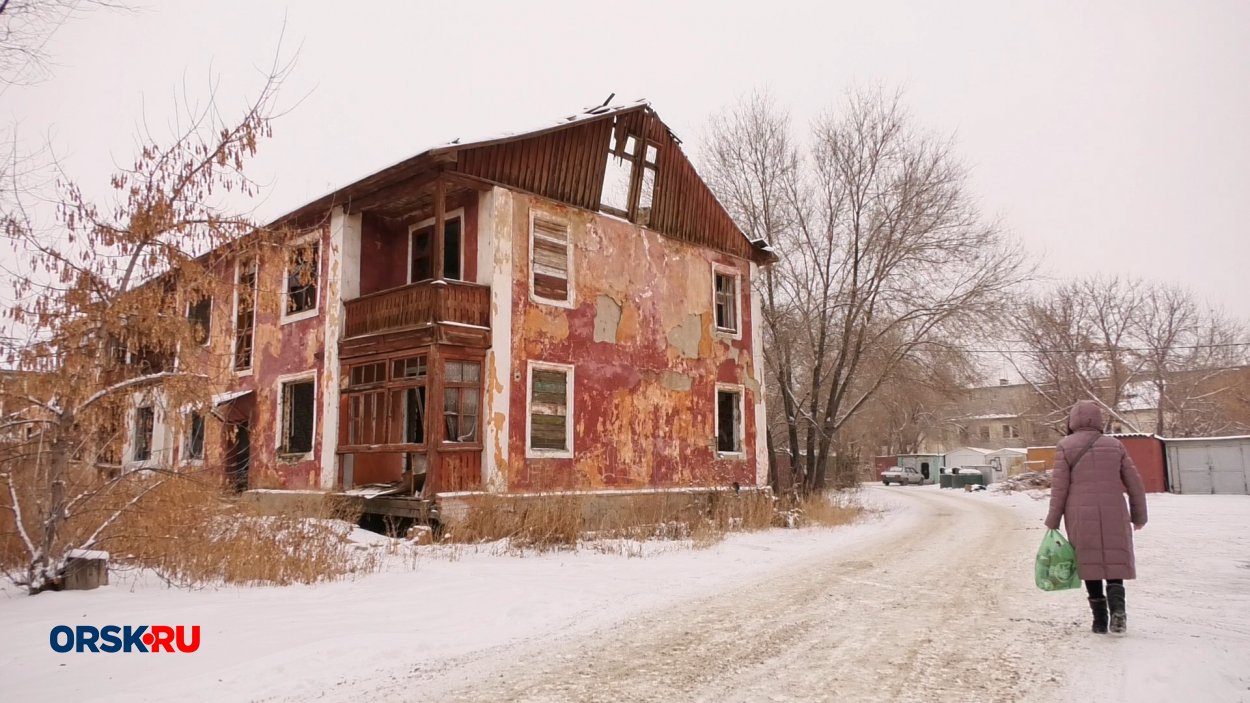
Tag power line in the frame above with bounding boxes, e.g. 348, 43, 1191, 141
958, 342, 1250, 355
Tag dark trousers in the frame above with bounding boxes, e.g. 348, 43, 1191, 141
1084, 579, 1124, 598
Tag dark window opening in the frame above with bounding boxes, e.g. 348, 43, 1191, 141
716, 389, 741, 454
714, 272, 738, 333
443, 360, 480, 443
979, 425, 991, 441
133, 406, 154, 461
391, 356, 427, 380
187, 297, 212, 346
185, 413, 205, 461
234, 262, 256, 371
920, 462, 931, 480
281, 380, 315, 455
286, 242, 319, 315
401, 386, 426, 444
530, 367, 569, 451
410, 216, 463, 282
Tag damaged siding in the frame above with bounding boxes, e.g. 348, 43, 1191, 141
501, 192, 762, 491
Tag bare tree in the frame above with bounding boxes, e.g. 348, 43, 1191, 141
0, 62, 299, 593
704, 89, 1027, 493
1009, 277, 1146, 430
1010, 276, 1249, 435
0, 0, 122, 86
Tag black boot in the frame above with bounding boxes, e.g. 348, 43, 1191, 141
1107, 583, 1127, 634
1088, 597, 1109, 633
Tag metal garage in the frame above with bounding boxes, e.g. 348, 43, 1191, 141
1164, 436, 1250, 495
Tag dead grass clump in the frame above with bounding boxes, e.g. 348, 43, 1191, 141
99, 477, 377, 587
785, 490, 863, 528
443, 489, 780, 553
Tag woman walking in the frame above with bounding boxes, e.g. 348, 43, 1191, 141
1044, 400, 1148, 634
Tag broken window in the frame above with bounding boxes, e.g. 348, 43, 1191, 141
234, 260, 256, 372
530, 214, 572, 304
133, 406, 154, 462
714, 270, 739, 334
716, 388, 742, 454
280, 379, 315, 455
285, 241, 320, 316
347, 390, 385, 446
185, 412, 205, 461
410, 215, 463, 282
442, 360, 480, 443
348, 362, 386, 388
391, 356, 427, 380
395, 386, 426, 444
600, 131, 635, 217
529, 364, 572, 454
637, 143, 658, 226
599, 122, 661, 226
186, 296, 212, 346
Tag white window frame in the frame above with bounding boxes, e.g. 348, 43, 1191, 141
281, 232, 322, 325
525, 360, 575, 459
711, 263, 743, 340
527, 209, 575, 308
232, 257, 258, 377
714, 383, 746, 458
275, 371, 317, 460
407, 208, 466, 283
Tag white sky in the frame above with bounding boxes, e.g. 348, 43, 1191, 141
7, 0, 1250, 318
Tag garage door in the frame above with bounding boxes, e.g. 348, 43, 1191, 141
1169, 442, 1250, 495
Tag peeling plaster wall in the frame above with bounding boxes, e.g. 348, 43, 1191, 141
481, 188, 513, 492
503, 193, 762, 491
191, 223, 338, 490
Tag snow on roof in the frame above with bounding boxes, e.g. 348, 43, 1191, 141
67, 548, 109, 560
957, 414, 1019, 422
1161, 434, 1250, 443
947, 447, 993, 454
987, 447, 1027, 456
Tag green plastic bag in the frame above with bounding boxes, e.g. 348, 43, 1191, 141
1035, 529, 1081, 591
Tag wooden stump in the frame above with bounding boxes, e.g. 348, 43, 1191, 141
63, 549, 109, 591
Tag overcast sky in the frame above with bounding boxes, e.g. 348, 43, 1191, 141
7, 0, 1250, 322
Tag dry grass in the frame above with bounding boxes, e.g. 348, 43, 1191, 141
444, 488, 812, 554
788, 490, 863, 528
1, 466, 377, 588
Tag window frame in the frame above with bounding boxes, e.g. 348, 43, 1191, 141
281, 233, 321, 325
185, 296, 213, 347
406, 208, 466, 284
182, 411, 206, 464
440, 357, 482, 446
714, 383, 745, 458
527, 209, 575, 308
711, 263, 743, 339
275, 372, 317, 459
232, 258, 258, 375
526, 360, 575, 459
132, 405, 155, 462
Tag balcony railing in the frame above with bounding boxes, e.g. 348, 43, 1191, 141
343, 280, 491, 339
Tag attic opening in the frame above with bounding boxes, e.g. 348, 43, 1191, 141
599, 119, 659, 226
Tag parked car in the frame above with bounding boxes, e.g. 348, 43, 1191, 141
881, 465, 924, 486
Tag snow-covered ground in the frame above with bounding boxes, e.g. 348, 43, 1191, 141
1, 487, 1247, 702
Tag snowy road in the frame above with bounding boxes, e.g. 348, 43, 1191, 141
367, 486, 1067, 702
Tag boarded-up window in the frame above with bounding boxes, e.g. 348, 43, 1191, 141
281, 380, 315, 455
410, 216, 463, 282
286, 242, 319, 315
531, 215, 571, 304
714, 271, 738, 333
234, 260, 256, 371
185, 412, 205, 461
716, 388, 742, 454
187, 297, 212, 346
133, 406, 154, 461
529, 364, 572, 454
443, 360, 480, 443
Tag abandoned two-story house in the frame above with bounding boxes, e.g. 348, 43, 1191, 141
123, 100, 775, 498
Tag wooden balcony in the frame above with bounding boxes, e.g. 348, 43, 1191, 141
343, 280, 491, 344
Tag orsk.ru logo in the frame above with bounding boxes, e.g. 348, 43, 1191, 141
49, 625, 201, 653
